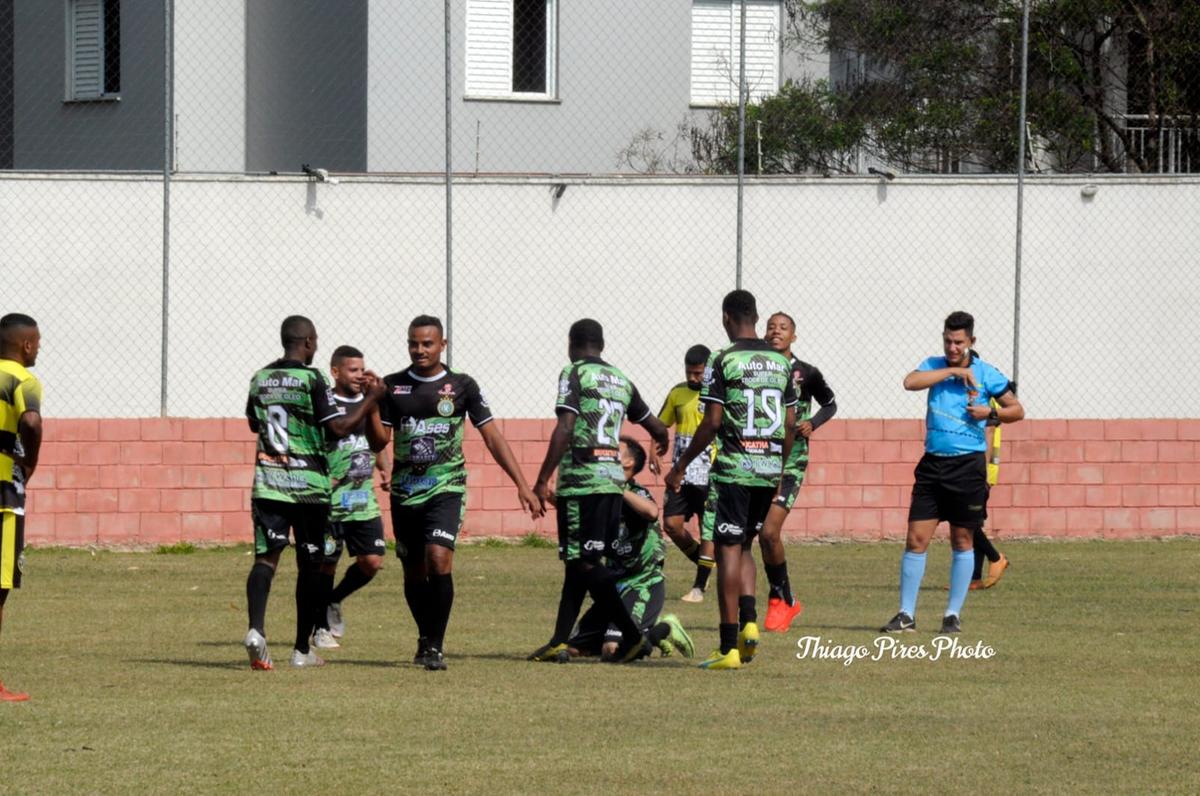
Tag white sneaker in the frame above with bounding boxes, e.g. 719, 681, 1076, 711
290, 648, 326, 668
244, 629, 273, 670
680, 587, 705, 603
327, 602, 346, 638
311, 628, 340, 650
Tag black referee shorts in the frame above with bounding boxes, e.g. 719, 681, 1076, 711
907, 452, 989, 530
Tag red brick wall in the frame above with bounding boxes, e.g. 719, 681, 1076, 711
23, 417, 1199, 546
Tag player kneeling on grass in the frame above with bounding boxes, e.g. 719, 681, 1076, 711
566, 438, 694, 661
310, 346, 389, 651
379, 316, 542, 671
880, 311, 1023, 635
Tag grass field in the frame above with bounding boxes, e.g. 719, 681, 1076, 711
1, 539, 1197, 794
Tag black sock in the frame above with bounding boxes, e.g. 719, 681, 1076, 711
693, 556, 715, 591
551, 566, 589, 645
719, 622, 739, 654
973, 527, 1000, 564
403, 574, 432, 640
765, 562, 794, 605
427, 573, 454, 650
972, 548, 986, 582
294, 569, 322, 654
331, 563, 375, 604
738, 595, 757, 628
584, 564, 641, 643
316, 572, 334, 630
678, 536, 700, 563
246, 562, 275, 634
647, 622, 671, 646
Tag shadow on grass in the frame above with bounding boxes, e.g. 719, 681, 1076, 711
128, 658, 245, 671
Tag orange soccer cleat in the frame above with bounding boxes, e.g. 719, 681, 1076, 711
0, 681, 30, 702
764, 596, 805, 633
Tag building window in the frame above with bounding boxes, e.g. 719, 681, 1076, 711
690, 0, 780, 106
67, 0, 120, 101
466, 0, 557, 100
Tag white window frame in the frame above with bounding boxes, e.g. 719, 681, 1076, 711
690, 0, 782, 108
65, 0, 120, 102
465, 0, 559, 102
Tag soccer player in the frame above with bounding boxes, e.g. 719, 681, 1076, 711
0, 314, 42, 702
378, 315, 541, 671
667, 291, 797, 670
311, 345, 389, 651
566, 437, 694, 660
243, 316, 385, 670
759, 311, 838, 632
880, 311, 1024, 634
651, 344, 717, 603
528, 318, 669, 664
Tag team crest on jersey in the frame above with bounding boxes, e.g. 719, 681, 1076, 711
437, 384, 456, 416
559, 377, 571, 397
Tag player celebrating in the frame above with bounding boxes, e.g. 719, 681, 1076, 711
243, 316, 384, 670
759, 311, 837, 633
652, 345, 717, 603
379, 315, 541, 671
528, 319, 669, 664
311, 346, 389, 651
880, 311, 1024, 634
0, 314, 42, 702
566, 437, 694, 660
667, 291, 797, 670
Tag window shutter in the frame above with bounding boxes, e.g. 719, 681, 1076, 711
690, 1, 780, 105
71, 0, 105, 98
465, 0, 513, 97
742, 1, 780, 102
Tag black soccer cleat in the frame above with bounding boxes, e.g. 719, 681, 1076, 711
413, 636, 430, 665
610, 635, 652, 664
423, 647, 448, 671
939, 614, 961, 634
879, 612, 916, 633
527, 641, 570, 663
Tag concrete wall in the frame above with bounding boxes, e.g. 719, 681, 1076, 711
12, 0, 166, 170
1, 0, 12, 169
173, 0, 245, 172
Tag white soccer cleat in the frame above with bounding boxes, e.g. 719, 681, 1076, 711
244, 629, 273, 671
311, 628, 340, 650
290, 648, 326, 668
327, 602, 346, 638
680, 587, 705, 603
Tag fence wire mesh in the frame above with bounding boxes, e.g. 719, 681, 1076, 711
2, 0, 1198, 420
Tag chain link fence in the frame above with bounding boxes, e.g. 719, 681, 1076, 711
3, 0, 1198, 420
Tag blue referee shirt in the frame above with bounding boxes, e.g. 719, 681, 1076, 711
918, 353, 1013, 456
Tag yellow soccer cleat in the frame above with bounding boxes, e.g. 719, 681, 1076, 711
983, 554, 1010, 588
698, 648, 741, 670
738, 621, 759, 664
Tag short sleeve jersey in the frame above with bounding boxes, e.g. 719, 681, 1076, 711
0, 359, 43, 513
554, 356, 651, 497
784, 356, 835, 474
327, 393, 381, 522
701, 339, 797, 487
379, 367, 493, 506
246, 359, 344, 505
608, 480, 665, 589
917, 353, 1013, 456
658, 383, 715, 487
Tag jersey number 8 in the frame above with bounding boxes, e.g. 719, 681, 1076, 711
266, 405, 289, 454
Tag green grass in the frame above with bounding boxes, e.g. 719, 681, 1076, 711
1, 540, 1197, 794
154, 542, 197, 555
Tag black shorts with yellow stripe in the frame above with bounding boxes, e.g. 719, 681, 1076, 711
1, 511, 25, 590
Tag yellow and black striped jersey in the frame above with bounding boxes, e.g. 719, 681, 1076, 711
1, 359, 42, 513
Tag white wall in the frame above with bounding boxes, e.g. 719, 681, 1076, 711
2, 173, 1197, 419
173, 0, 245, 172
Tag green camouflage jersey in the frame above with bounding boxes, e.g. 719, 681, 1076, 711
609, 480, 665, 590
784, 356, 835, 475
554, 356, 651, 497
701, 339, 798, 487
245, 359, 344, 504
379, 367, 493, 506
327, 393, 381, 522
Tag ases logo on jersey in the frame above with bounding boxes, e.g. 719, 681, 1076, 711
437, 384, 456, 417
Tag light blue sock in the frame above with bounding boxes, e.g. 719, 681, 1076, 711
899, 551, 926, 617
946, 549, 974, 618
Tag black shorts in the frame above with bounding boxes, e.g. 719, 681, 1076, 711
663, 483, 707, 520
568, 578, 666, 653
251, 498, 329, 566
391, 493, 465, 561
706, 482, 775, 547
772, 466, 807, 512
556, 493, 622, 562
1, 511, 25, 590
907, 452, 989, 530
323, 516, 387, 564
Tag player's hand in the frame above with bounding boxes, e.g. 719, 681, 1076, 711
953, 368, 978, 390
519, 486, 545, 519
796, 420, 814, 439
966, 403, 992, 420
377, 469, 391, 492
648, 450, 662, 476
363, 370, 386, 400
653, 436, 669, 458
664, 466, 684, 493
533, 479, 554, 507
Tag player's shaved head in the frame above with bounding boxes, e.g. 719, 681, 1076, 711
0, 313, 40, 366
568, 319, 604, 350
409, 315, 444, 337
0, 313, 37, 343
280, 315, 316, 346
331, 345, 363, 367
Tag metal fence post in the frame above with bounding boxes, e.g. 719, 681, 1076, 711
735, 0, 746, 290
1012, 0, 1031, 389
160, 0, 174, 417
444, 0, 454, 367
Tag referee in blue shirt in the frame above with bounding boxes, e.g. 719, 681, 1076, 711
881, 311, 1024, 634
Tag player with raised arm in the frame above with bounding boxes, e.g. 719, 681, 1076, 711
651, 345, 718, 603
666, 291, 797, 670
880, 311, 1024, 634
243, 316, 384, 670
379, 315, 541, 671
528, 319, 670, 664
0, 314, 42, 702
311, 345, 389, 651
759, 311, 838, 632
